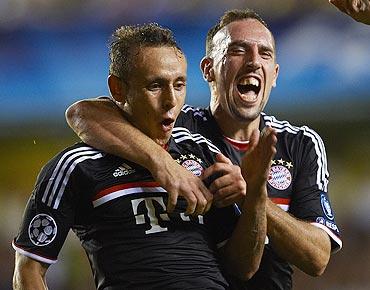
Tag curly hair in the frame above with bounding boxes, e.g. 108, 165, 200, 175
109, 23, 183, 80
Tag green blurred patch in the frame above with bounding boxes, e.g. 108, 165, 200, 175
0, 134, 78, 197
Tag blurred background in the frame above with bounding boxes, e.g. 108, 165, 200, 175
1, 0, 369, 289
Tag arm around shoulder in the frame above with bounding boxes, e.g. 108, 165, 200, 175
13, 252, 49, 290
65, 97, 168, 169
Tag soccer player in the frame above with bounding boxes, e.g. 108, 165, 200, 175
13, 23, 276, 289
66, 9, 343, 290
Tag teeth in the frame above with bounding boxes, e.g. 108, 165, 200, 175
239, 77, 259, 87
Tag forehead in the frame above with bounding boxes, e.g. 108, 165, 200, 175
134, 46, 187, 76
213, 19, 274, 51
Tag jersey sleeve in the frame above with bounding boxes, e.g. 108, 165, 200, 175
289, 129, 342, 253
12, 152, 81, 264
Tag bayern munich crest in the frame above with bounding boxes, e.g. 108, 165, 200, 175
28, 214, 57, 246
177, 154, 204, 177
268, 164, 292, 190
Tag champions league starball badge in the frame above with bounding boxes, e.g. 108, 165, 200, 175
320, 194, 334, 220
28, 214, 57, 246
268, 165, 292, 190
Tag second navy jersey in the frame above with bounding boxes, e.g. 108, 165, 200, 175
13, 127, 236, 290
176, 105, 342, 290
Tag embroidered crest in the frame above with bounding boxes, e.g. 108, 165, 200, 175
177, 154, 204, 177
268, 164, 292, 190
28, 214, 57, 246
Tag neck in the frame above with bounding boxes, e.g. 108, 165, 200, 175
211, 106, 260, 141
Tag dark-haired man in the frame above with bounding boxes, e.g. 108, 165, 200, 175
13, 23, 276, 289
66, 9, 342, 290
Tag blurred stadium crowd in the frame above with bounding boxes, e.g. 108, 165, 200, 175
0, 1, 369, 289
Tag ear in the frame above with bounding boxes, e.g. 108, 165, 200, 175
272, 64, 279, 88
200, 57, 215, 82
108, 74, 126, 103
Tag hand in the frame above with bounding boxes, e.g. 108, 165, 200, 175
150, 153, 213, 216
329, 0, 370, 24
240, 127, 277, 192
201, 153, 246, 208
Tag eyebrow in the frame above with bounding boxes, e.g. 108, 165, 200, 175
228, 40, 274, 52
146, 75, 187, 83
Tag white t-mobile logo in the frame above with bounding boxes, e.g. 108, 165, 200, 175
131, 197, 170, 234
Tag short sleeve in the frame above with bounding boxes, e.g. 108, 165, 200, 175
290, 131, 342, 253
12, 153, 80, 264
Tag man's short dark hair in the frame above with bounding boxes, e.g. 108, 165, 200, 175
109, 23, 183, 80
206, 9, 272, 57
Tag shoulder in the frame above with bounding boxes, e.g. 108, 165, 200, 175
180, 104, 208, 118
171, 126, 221, 154
176, 104, 212, 133
39, 143, 108, 184
262, 113, 326, 148
50, 142, 106, 168
177, 104, 209, 123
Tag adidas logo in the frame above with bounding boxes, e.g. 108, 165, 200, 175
113, 163, 136, 177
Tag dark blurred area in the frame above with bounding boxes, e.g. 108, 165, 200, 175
1, 1, 369, 289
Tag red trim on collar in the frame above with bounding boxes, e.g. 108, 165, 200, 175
223, 136, 249, 152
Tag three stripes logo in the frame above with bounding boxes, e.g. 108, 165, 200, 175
113, 163, 136, 177
41, 146, 104, 209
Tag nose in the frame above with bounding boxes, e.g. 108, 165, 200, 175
163, 86, 177, 111
244, 44, 261, 70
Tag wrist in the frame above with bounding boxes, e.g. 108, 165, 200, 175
145, 146, 172, 174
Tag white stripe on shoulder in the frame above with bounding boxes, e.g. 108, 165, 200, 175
181, 104, 206, 118
172, 127, 221, 154
263, 114, 329, 192
42, 146, 104, 209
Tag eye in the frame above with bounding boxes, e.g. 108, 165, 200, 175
260, 50, 273, 60
227, 46, 246, 55
174, 81, 186, 91
147, 83, 161, 91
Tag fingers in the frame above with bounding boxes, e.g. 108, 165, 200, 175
214, 193, 244, 208
190, 180, 213, 215
166, 191, 178, 214
213, 186, 246, 207
215, 153, 233, 164
206, 164, 246, 208
201, 161, 230, 181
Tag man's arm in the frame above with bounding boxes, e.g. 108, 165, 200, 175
329, 0, 370, 24
205, 128, 277, 280
13, 252, 49, 290
65, 98, 212, 215
266, 201, 331, 276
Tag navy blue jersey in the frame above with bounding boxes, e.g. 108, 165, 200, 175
13, 127, 236, 290
176, 105, 342, 290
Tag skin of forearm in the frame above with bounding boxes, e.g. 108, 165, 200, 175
13, 254, 48, 290
266, 199, 331, 276
65, 99, 168, 172
221, 184, 267, 280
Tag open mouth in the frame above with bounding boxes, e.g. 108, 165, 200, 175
237, 77, 261, 100
161, 118, 175, 131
